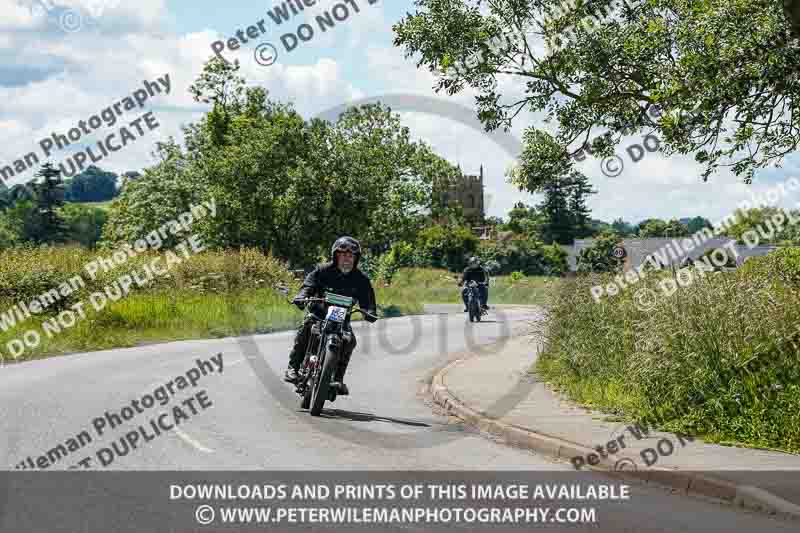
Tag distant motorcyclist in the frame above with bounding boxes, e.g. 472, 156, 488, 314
284, 236, 377, 396
458, 256, 490, 312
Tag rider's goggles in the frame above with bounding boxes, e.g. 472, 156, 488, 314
335, 244, 359, 254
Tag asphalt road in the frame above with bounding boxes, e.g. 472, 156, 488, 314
0, 306, 796, 532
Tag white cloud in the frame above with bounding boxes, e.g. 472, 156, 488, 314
0, 8, 363, 186
0, 1, 41, 30
2, 0, 797, 223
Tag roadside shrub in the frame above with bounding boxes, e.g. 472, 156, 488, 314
509, 271, 525, 282
476, 238, 565, 276
737, 246, 800, 289
576, 230, 623, 273
541, 243, 568, 275
0, 245, 95, 311
415, 224, 479, 271
60, 203, 108, 249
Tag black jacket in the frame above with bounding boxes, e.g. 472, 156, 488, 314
294, 262, 377, 320
459, 265, 489, 285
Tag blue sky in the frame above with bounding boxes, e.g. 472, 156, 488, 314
1, 0, 799, 225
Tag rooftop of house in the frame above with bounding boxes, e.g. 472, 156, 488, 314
566, 237, 783, 271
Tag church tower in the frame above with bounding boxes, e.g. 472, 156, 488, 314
434, 165, 486, 223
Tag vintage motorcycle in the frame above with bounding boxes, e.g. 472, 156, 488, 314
293, 293, 378, 416
464, 280, 488, 323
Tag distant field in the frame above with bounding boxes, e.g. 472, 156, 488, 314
72, 200, 113, 210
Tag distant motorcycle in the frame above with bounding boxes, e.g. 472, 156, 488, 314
464, 280, 488, 323
292, 292, 378, 416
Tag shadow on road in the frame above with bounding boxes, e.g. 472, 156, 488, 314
317, 408, 432, 428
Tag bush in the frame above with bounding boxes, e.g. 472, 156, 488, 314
542, 243, 568, 275
415, 225, 479, 271
476, 238, 565, 276
576, 231, 623, 273
509, 271, 525, 282
60, 203, 108, 249
737, 247, 800, 289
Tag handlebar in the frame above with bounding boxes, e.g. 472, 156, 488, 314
352, 308, 380, 321
288, 296, 379, 321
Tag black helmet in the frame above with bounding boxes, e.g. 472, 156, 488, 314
331, 236, 361, 267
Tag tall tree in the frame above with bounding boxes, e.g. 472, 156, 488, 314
30, 163, 67, 243
64, 165, 118, 202
567, 171, 595, 239
104, 57, 455, 267
686, 216, 713, 234
537, 173, 574, 245
664, 219, 690, 238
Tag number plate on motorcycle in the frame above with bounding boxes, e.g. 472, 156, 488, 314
326, 306, 347, 323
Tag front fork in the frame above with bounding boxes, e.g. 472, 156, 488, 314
297, 327, 351, 393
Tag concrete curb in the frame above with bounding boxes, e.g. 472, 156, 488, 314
429, 356, 800, 522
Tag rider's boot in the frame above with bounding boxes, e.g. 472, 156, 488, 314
284, 365, 299, 383
285, 348, 304, 383
332, 351, 351, 395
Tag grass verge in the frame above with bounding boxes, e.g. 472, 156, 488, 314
534, 248, 800, 454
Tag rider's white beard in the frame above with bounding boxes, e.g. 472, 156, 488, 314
338, 263, 353, 273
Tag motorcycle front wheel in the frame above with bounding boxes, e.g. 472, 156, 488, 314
469, 296, 479, 323
310, 347, 338, 416
301, 377, 312, 409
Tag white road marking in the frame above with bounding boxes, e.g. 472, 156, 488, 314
130, 354, 257, 456
227, 357, 256, 368
174, 428, 214, 453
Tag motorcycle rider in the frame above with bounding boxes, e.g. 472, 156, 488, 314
284, 236, 378, 396
458, 256, 490, 312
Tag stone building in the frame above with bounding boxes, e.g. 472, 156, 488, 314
436, 165, 485, 223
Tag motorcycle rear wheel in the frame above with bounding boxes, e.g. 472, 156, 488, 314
310, 347, 338, 416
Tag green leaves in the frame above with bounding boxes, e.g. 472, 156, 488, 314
394, 0, 800, 184
576, 230, 624, 273
104, 60, 455, 268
